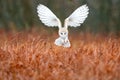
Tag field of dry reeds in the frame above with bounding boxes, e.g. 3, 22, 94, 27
0, 29, 120, 80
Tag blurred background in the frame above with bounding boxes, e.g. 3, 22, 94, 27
0, 0, 120, 34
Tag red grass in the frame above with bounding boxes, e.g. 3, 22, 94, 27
0, 29, 120, 80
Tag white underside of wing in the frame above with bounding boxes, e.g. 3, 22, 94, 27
65, 4, 89, 27
37, 4, 61, 27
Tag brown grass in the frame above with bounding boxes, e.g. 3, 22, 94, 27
0, 29, 120, 80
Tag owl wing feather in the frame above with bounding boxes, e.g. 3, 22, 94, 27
37, 4, 61, 28
64, 4, 89, 28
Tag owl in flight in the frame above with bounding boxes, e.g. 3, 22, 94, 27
37, 4, 89, 47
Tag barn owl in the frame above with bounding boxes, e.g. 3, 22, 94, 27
37, 4, 89, 47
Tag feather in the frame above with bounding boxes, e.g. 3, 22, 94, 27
37, 4, 62, 28
64, 4, 89, 28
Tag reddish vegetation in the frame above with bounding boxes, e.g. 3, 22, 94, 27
0, 30, 120, 80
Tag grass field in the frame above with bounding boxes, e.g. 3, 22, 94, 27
0, 29, 120, 80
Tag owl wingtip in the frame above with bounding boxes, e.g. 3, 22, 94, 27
38, 4, 44, 8
84, 4, 88, 7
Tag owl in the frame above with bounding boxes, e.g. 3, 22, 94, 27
37, 4, 89, 47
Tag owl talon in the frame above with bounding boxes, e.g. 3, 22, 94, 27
63, 40, 71, 48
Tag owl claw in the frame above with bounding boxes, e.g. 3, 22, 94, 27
63, 40, 71, 48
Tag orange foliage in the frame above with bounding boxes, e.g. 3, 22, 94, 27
0, 30, 120, 80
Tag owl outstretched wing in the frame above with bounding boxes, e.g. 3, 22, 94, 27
64, 5, 89, 28
37, 4, 61, 28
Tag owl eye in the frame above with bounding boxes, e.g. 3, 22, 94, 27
61, 33, 63, 35
64, 32, 66, 35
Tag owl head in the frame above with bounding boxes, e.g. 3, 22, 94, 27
58, 27, 68, 38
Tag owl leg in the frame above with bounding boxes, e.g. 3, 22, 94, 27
63, 39, 71, 48
54, 37, 63, 46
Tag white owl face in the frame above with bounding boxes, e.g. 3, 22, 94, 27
59, 28, 68, 38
